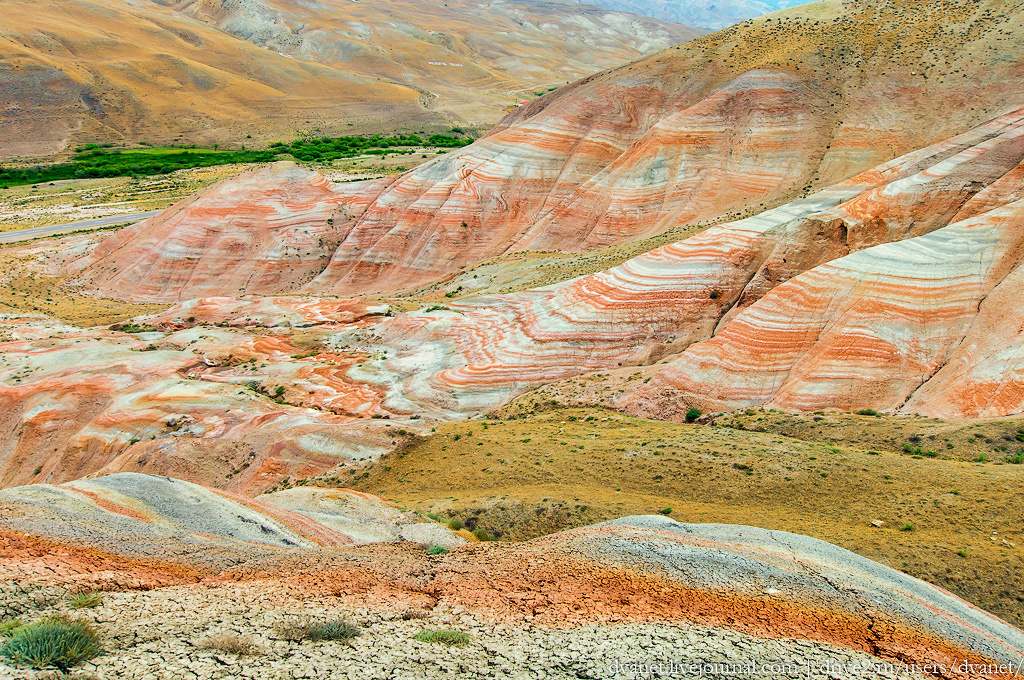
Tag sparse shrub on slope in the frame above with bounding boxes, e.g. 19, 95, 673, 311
278, 617, 361, 643
414, 629, 470, 646
0, 615, 102, 670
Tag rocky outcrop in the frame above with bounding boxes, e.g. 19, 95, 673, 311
621, 196, 1024, 418
0, 473, 462, 569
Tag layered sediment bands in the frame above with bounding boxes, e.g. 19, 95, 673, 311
621, 196, 1024, 418
72, 1, 1024, 301
70, 163, 391, 302
0, 306, 408, 493
306, 70, 834, 296
349, 107, 1024, 419
0, 473, 463, 570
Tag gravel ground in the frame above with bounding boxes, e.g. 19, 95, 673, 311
0, 583, 928, 680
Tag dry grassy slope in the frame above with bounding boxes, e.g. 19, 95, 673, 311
345, 407, 1024, 628
0, 0, 700, 159
566, 0, 788, 30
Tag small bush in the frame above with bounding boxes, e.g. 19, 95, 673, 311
197, 632, 260, 655
685, 408, 701, 423
414, 629, 470, 646
0, 616, 102, 670
306, 619, 360, 642
898, 523, 914, 532
659, 507, 672, 515
290, 619, 361, 643
855, 409, 878, 416
426, 544, 448, 555
1004, 452, 1024, 464
471, 528, 491, 542
447, 519, 464, 531
68, 592, 103, 610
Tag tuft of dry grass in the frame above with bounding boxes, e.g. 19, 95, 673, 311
197, 633, 260, 656
67, 592, 103, 610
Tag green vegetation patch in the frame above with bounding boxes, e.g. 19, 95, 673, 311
0, 146, 275, 188
271, 133, 472, 163
0, 131, 475, 189
414, 629, 470, 646
0, 616, 102, 670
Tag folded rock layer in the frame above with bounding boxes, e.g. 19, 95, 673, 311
342, 105, 1024, 420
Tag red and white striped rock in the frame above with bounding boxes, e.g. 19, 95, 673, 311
354, 106, 1024, 420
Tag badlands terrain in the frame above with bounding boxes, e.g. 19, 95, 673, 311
2, 0, 1024, 677
0, 0, 701, 158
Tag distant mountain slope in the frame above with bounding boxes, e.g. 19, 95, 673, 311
0, 0, 700, 158
71, 0, 1024, 301
556, 0, 795, 29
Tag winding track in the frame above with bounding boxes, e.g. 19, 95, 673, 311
0, 210, 161, 244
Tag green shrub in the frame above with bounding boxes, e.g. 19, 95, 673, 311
426, 544, 449, 555
659, 507, 672, 515
471, 528, 491, 542
685, 408, 701, 423
286, 618, 362, 643
855, 409, 878, 416
1005, 452, 1024, 464
0, 616, 102, 670
68, 592, 103, 610
447, 519, 464, 531
898, 523, 914, 532
414, 629, 470, 646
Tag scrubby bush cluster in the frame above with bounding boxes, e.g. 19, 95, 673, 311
0, 615, 103, 670
414, 629, 470, 646
277, 617, 361, 643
